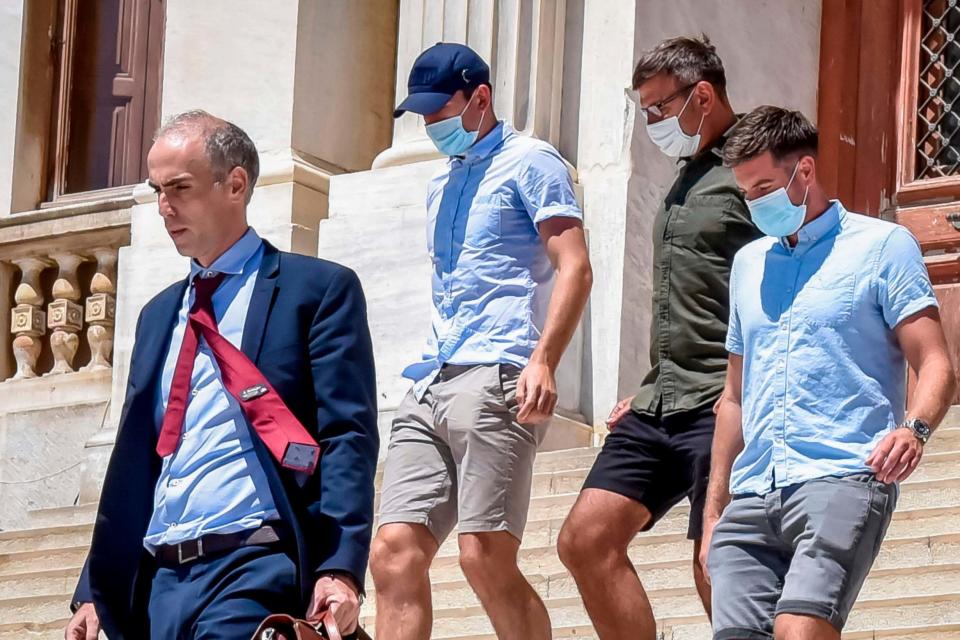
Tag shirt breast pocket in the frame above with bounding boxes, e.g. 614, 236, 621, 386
797, 273, 856, 327
463, 194, 502, 249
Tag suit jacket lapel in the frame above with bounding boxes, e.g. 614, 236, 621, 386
242, 241, 280, 363
132, 280, 188, 397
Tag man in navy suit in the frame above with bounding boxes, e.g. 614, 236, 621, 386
64, 110, 378, 640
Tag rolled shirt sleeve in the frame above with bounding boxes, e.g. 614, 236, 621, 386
725, 255, 745, 355
875, 225, 939, 329
517, 145, 583, 226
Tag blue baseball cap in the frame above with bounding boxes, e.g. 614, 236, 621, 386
393, 43, 491, 118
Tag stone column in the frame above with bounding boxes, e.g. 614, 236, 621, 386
374, 0, 567, 168
576, 0, 637, 430
9, 257, 50, 380
81, 247, 117, 372
46, 251, 86, 375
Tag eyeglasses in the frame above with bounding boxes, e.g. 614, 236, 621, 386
639, 82, 699, 119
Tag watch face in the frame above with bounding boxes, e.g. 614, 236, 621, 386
909, 419, 931, 440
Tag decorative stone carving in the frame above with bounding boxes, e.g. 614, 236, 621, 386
9, 257, 51, 380
82, 248, 118, 372
46, 252, 86, 376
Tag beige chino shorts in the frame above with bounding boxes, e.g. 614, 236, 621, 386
377, 363, 546, 543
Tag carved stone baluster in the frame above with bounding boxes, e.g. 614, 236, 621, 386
46, 252, 86, 376
9, 257, 52, 380
81, 247, 117, 372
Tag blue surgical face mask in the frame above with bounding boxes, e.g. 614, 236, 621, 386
746, 161, 809, 238
425, 92, 486, 156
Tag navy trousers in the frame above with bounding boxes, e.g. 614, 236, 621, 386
148, 543, 302, 639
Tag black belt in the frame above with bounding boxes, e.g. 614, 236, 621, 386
155, 523, 284, 566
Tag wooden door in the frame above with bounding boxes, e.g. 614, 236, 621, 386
49, 0, 164, 199
819, 0, 960, 404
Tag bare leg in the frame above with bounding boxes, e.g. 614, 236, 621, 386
774, 613, 840, 640
458, 531, 552, 640
692, 537, 712, 620
557, 489, 656, 640
369, 523, 439, 640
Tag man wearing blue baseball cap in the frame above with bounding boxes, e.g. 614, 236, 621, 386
370, 43, 593, 639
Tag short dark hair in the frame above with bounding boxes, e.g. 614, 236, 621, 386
632, 35, 727, 97
155, 110, 260, 204
722, 105, 819, 168
461, 82, 492, 100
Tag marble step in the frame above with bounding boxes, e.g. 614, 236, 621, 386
365, 561, 960, 613
0, 624, 66, 640
419, 529, 960, 588
361, 591, 960, 639
23, 503, 97, 530
0, 524, 92, 555
0, 546, 87, 578
0, 594, 70, 632
6, 451, 959, 561
0, 567, 80, 600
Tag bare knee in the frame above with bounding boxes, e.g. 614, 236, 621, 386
558, 516, 606, 572
369, 524, 436, 590
458, 532, 519, 589
774, 613, 839, 640
558, 496, 640, 573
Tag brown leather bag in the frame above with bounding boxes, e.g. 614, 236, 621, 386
251, 612, 341, 640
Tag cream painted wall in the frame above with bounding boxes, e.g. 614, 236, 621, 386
617, 0, 823, 399
160, 0, 300, 163
0, 1, 24, 216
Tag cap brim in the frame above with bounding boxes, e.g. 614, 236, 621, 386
393, 92, 454, 118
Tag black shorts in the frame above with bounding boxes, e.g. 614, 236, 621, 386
582, 405, 714, 539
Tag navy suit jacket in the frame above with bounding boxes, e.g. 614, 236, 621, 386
72, 243, 379, 639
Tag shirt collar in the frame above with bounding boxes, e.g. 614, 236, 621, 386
190, 227, 263, 280
454, 120, 509, 164
779, 200, 844, 253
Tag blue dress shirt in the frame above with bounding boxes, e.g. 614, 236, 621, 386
144, 228, 279, 549
403, 122, 583, 398
726, 202, 938, 495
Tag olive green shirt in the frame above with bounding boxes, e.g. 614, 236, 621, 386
631, 131, 760, 417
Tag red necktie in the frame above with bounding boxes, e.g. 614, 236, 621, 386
155, 273, 320, 473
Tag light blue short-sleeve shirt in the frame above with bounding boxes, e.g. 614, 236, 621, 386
726, 202, 938, 495
403, 122, 583, 397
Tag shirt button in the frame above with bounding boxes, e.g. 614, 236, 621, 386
170, 479, 180, 487
191, 388, 199, 397
776, 399, 784, 407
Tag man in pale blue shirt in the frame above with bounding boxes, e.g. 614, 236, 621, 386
67, 111, 378, 640
144, 227, 278, 549
370, 44, 593, 640
703, 106, 957, 640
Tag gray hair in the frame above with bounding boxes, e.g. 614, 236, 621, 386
155, 110, 260, 203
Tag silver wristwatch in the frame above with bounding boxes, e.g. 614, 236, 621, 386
900, 418, 931, 444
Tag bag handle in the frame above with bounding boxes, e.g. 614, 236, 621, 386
319, 610, 341, 640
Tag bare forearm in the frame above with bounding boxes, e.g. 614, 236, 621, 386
704, 397, 744, 522
907, 356, 957, 431
530, 262, 592, 369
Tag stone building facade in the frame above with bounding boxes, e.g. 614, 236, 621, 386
1, 0, 956, 535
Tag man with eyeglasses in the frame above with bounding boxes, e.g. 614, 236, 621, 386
557, 35, 760, 639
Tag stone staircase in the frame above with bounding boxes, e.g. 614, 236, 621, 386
3, 407, 960, 639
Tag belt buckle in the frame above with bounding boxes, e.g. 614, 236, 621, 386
177, 538, 203, 564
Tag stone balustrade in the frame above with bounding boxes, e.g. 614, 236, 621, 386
5, 243, 120, 381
